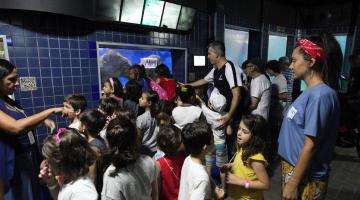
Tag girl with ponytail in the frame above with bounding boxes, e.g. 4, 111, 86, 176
278, 32, 342, 200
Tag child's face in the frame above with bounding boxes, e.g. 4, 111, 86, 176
237, 121, 252, 145
103, 82, 113, 96
63, 102, 77, 120
139, 93, 150, 108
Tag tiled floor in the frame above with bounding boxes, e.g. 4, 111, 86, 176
264, 146, 360, 200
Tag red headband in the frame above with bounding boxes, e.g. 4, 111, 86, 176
298, 39, 325, 62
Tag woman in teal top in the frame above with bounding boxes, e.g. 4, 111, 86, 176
278, 33, 342, 200
0, 59, 63, 200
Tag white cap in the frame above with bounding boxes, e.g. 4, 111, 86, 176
209, 88, 227, 112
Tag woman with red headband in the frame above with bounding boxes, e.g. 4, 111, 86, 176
278, 33, 342, 200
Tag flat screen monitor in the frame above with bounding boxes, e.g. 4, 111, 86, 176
194, 56, 206, 66
95, 0, 122, 21
142, 0, 164, 27
160, 2, 181, 29
120, 0, 144, 24
98, 46, 173, 86
177, 6, 195, 31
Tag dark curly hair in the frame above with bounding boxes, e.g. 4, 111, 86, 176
104, 77, 124, 98
182, 122, 212, 155
175, 85, 196, 105
98, 97, 119, 116
42, 128, 97, 182
155, 64, 172, 78
125, 80, 142, 102
238, 114, 267, 165
157, 125, 182, 156
105, 116, 140, 177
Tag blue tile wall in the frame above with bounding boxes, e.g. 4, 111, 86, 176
0, 11, 213, 145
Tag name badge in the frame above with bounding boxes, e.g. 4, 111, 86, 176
287, 106, 297, 119
27, 131, 35, 145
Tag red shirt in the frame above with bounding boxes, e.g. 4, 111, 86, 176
158, 77, 177, 101
158, 152, 185, 200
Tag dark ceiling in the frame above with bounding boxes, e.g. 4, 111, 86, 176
269, 0, 355, 6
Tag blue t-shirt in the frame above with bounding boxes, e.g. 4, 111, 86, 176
278, 83, 340, 179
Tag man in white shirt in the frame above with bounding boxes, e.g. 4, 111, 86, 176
243, 59, 271, 121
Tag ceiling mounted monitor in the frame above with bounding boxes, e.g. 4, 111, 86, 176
160, 2, 181, 29
95, 0, 122, 21
142, 0, 165, 27
120, 0, 144, 24
177, 6, 196, 31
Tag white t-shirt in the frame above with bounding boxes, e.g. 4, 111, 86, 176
204, 62, 243, 88
250, 74, 271, 120
178, 156, 211, 200
270, 74, 288, 121
58, 176, 98, 200
101, 155, 156, 200
172, 106, 202, 129
200, 103, 225, 140
68, 119, 81, 130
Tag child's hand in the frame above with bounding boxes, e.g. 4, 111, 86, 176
220, 163, 232, 173
214, 187, 225, 200
38, 160, 56, 185
226, 172, 243, 186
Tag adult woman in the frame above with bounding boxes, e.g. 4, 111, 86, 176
278, 33, 342, 200
0, 59, 63, 200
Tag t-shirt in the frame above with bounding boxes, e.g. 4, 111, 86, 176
158, 77, 177, 101
278, 83, 340, 179
158, 152, 186, 200
136, 111, 158, 156
58, 176, 98, 200
270, 74, 288, 123
89, 138, 107, 152
172, 106, 202, 129
123, 100, 139, 116
204, 61, 243, 113
227, 148, 267, 200
200, 103, 225, 140
178, 156, 211, 200
69, 120, 81, 130
250, 74, 271, 120
281, 68, 294, 103
101, 155, 157, 200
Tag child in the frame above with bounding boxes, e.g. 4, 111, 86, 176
79, 109, 107, 152
155, 64, 177, 101
102, 77, 124, 107
156, 125, 185, 200
178, 122, 213, 200
63, 94, 87, 130
79, 109, 107, 194
137, 90, 159, 157
101, 116, 158, 200
98, 97, 119, 140
221, 114, 270, 200
124, 80, 142, 116
200, 88, 228, 188
172, 85, 204, 129
39, 128, 98, 200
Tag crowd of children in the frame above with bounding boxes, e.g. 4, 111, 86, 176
32, 62, 276, 200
